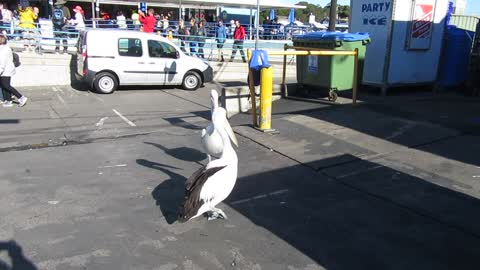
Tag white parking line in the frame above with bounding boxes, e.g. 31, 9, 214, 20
98, 164, 127, 168
112, 109, 136, 127
95, 117, 109, 128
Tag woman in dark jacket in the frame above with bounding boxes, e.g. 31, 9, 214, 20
196, 20, 207, 58
177, 19, 187, 52
188, 18, 198, 56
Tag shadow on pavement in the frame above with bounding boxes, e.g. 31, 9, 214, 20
137, 159, 184, 224
225, 154, 480, 269
236, 92, 480, 167
144, 142, 207, 163
0, 241, 37, 270
163, 116, 205, 130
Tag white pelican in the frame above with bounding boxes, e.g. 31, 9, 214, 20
201, 90, 238, 162
178, 108, 238, 222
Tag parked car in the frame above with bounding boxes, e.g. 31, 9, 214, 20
76, 29, 213, 94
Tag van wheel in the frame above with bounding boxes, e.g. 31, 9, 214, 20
182, 71, 202, 91
94, 72, 118, 94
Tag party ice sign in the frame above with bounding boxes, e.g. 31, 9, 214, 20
407, 0, 436, 50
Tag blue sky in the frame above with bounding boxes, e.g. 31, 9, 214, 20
466, 1, 480, 15
282, 0, 350, 7
282, 0, 479, 15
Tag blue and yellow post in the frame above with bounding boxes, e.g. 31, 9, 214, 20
248, 49, 275, 132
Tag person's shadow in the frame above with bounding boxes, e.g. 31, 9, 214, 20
144, 142, 207, 164
137, 159, 189, 224
0, 241, 38, 270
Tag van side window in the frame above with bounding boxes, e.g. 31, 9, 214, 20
148, 40, 177, 58
118, 38, 143, 57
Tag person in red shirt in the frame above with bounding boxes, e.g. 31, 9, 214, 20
230, 20, 246, 63
138, 8, 156, 33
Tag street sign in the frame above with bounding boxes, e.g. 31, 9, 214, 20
407, 0, 435, 50
138, 2, 147, 13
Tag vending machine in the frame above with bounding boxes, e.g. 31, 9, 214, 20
350, 0, 449, 94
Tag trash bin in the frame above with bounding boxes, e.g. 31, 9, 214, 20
439, 26, 474, 88
293, 32, 370, 101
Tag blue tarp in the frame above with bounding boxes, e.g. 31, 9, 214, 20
249, 50, 270, 70
296, 32, 370, 41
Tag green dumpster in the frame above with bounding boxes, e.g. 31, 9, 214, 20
293, 32, 370, 101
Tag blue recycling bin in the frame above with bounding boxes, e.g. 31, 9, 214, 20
439, 26, 474, 87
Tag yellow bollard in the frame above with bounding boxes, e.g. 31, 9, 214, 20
259, 66, 273, 131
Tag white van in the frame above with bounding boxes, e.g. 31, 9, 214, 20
76, 29, 213, 94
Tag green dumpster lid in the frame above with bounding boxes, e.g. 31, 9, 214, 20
295, 31, 370, 41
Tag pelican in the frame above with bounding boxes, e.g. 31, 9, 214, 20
178, 108, 238, 222
201, 90, 238, 162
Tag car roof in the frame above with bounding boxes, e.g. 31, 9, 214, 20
83, 29, 170, 42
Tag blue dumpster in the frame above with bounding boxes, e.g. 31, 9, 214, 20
439, 26, 474, 87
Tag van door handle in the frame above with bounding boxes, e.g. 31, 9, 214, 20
148, 62, 155, 64
138, 61, 145, 64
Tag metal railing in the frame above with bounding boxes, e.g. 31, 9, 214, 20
0, 19, 306, 61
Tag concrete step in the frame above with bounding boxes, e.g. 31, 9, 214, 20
11, 50, 297, 87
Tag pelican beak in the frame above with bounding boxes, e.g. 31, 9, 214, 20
224, 118, 238, 147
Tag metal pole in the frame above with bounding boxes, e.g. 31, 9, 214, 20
91, 0, 96, 28
179, 0, 182, 21
352, 48, 359, 104
328, 0, 337, 31
249, 8, 253, 40
95, 0, 100, 19
282, 43, 287, 97
255, 0, 260, 49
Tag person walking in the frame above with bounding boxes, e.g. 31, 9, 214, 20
215, 19, 226, 62
177, 19, 187, 52
138, 8, 156, 33
197, 20, 206, 58
188, 18, 198, 56
51, 0, 71, 54
230, 20, 246, 63
0, 35, 27, 107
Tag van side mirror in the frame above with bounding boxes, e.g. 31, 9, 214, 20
175, 51, 180, 59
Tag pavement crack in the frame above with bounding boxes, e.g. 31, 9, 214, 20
0, 130, 194, 153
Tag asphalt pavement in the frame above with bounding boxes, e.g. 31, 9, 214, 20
0, 83, 480, 270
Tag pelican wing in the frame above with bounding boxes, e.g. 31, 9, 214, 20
178, 165, 226, 222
